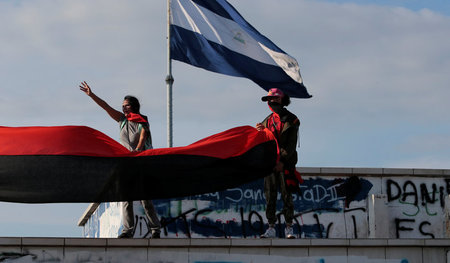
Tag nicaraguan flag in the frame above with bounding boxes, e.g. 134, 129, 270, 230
170, 0, 312, 98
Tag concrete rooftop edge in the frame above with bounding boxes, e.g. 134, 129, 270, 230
298, 167, 450, 176
1, 237, 450, 248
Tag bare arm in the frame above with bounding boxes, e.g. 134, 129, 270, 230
135, 128, 147, 151
79, 81, 123, 122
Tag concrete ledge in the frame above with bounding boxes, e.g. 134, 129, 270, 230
271, 238, 311, 247
310, 239, 349, 246
382, 168, 414, 175
4, 237, 450, 263
231, 238, 271, 247
320, 167, 353, 175
149, 238, 190, 247
22, 237, 64, 246
387, 239, 425, 246
5, 237, 450, 247
3, 237, 450, 248
297, 167, 321, 174
64, 238, 107, 247
106, 238, 149, 247
349, 239, 388, 246
424, 239, 450, 246
352, 168, 383, 175
413, 169, 444, 176
0, 237, 21, 246
190, 238, 231, 247
296, 167, 450, 177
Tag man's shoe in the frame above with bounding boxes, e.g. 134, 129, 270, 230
285, 225, 295, 239
260, 227, 276, 238
151, 232, 160, 239
118, 232, 133, 238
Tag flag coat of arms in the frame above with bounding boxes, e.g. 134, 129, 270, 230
169, 0, 312, 98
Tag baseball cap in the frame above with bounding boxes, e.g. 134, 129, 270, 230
261, 88, 285, 101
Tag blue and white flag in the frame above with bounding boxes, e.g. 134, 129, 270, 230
170, 0, 312, 98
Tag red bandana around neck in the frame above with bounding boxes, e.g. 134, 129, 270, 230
126, 113, 148, 123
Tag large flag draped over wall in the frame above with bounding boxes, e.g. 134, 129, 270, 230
170, 0, 312, 99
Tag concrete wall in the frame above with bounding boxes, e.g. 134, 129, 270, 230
78, 167, 450, 239
1, 237, 450, 263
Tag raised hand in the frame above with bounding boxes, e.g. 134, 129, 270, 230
79, 81, 92, 96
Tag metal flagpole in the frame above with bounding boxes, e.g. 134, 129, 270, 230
166, 0, 174, 147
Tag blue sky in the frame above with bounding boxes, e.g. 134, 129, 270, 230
323, 0, 450, 15
1, 0, 450, 237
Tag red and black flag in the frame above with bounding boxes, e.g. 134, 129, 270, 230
0, 125, 277, 203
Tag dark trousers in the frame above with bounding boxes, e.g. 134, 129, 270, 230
264, 172, 294, 225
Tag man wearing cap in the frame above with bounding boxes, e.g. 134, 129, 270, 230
256, 88, 300, 239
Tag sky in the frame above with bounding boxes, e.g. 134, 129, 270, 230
1, 0, 449, 237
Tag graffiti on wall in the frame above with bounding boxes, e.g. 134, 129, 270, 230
83, 175, 450, 239
130, 176, 372, 238
385, 178, 450, 238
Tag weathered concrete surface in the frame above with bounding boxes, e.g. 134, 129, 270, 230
1, 237, 449, 263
